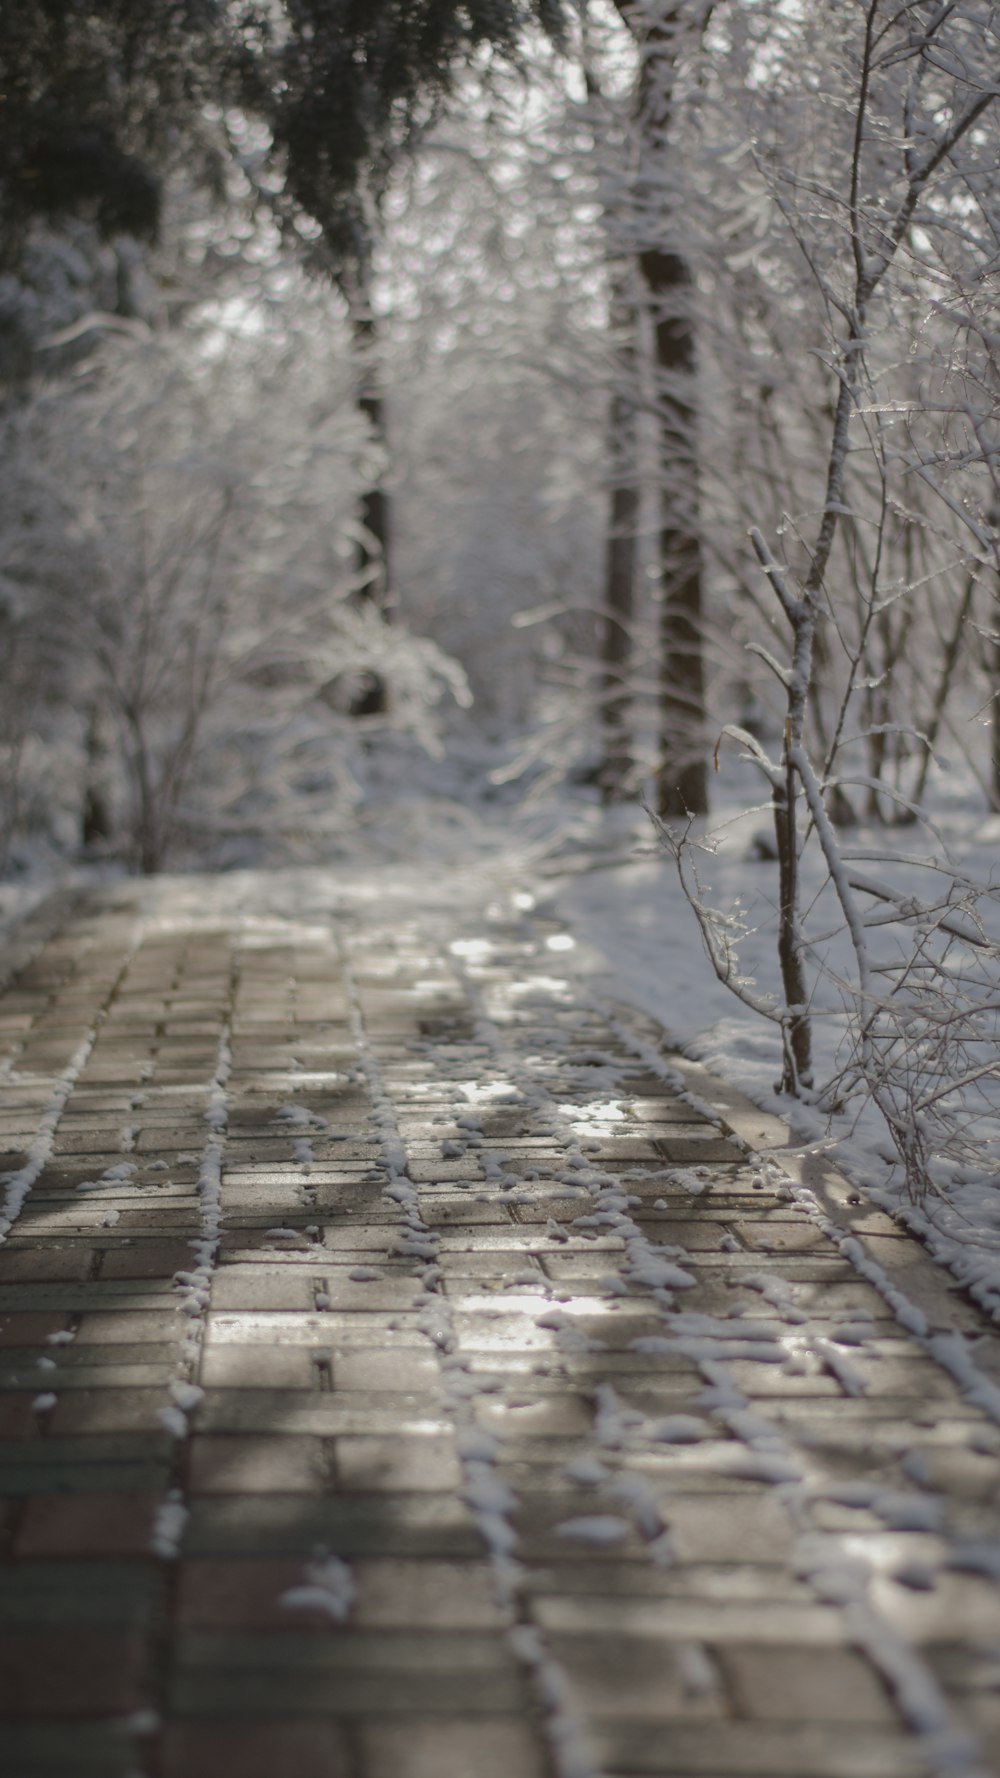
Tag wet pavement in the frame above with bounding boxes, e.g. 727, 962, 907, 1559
1, 869, 1000, 1778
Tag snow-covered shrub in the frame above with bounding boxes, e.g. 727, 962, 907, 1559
0, 300, 472, 873
836, 868, 1000, 1198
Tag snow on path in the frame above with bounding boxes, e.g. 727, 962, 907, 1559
437, 905, 991, 1778
0, 905, 147, 1243
340, 918, 601, 1778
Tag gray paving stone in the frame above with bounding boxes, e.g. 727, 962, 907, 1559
205, 1311, 433, 1348
197, 1389, 448, 1437
532, 1594, 849, 1644
336, 1434, 461, 1493
0, 1360, 174, 1390
589, 1721, 932, 1776
74, 1311, 184, 1344
189, 1434, 331, 1494
333, 1349, 442, 1391
869, 1570, 1000, 1642
349, 1558, 505, 1629
520, 1559, 815, 1603
210, 1271, 321, 1311
200, 1346, 319, 1389
716, 1643, 898, 1725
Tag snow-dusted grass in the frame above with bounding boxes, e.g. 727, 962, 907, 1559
552, 772, 1000, 1319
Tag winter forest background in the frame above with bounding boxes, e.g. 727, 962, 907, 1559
4, 2, 1000, 1270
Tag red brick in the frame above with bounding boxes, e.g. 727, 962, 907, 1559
0, 1247, 92, 1282
176, 1558, 336, 1630
0, 1394, 46, 1438
16, 1491, 161, 1557
0, 1497, 18, 1551
160, 1719, 353, 1778
0, 1312, 72, 1348
0, 1627, 148, 1716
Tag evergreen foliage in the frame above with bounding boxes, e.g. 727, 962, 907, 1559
0, 3, 570, 272
235, 1, 569, 262
0, 3, 226, 265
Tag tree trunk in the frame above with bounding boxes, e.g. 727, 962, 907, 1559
347, 285, 391, 717
982, 579, 989, 810
600, 282, 639, 802
773, 760, 812, 1091
615, 0, 710, 818
352, 303, 391, 613
640, 244, 707, 817
134, 744, 160, 876
80, 707, 112, 851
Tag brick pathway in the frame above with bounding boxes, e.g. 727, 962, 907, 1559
1, 870, 1000, 1778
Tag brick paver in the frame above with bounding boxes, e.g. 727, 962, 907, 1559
0, 870, 999, 1776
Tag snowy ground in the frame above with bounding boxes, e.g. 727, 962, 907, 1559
546, 776, 1000, 1329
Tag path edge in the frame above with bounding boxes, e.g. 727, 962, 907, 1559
0, 880, 101, 994
603, 996, 1000, 1355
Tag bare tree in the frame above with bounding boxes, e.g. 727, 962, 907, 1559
611, 1, 713, 817
665, 0, 1000, 1169
599, 275, 642, 801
